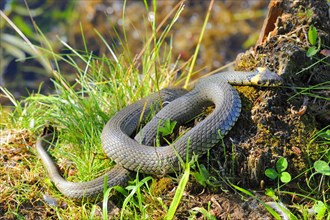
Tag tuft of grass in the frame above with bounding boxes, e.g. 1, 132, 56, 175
0, 1, 193, 219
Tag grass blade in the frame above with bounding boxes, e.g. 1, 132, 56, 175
165, 165, 190, 220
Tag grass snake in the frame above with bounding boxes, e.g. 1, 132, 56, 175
36, 67, 282, 198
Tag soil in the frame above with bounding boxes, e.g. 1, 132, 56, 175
230, 0, 330, 183
169, 0, 330, 218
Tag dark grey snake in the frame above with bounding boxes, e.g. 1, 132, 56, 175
36, 67, 282, 198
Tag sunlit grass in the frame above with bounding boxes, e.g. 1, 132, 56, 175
1, 0, 330, 219
0, 1, 192, 219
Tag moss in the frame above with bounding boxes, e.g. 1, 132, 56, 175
234, 52, 265, 71
150, 177, 174, 197
235, 86, 259, 102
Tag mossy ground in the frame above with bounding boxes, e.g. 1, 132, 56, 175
226, 0, 330, 185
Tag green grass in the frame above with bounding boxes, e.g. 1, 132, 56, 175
1, 1, 330, 219
0, 1, 189, 219
0, 1, 210, 219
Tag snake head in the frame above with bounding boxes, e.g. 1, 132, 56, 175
251, 67, 283, 86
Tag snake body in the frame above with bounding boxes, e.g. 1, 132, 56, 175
36, 68, 282, 198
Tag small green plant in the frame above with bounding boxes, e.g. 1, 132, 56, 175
189, 203, 217, 220
265, 157, 292, 184
263, 158, 293, 217
321, 128, 330, 137
191, 160, 218, 189
306, 25, 321, 57
306, 128, 330, 193
155, 118, 177, 147
307, 159, 330, 199
158, 119, 177, 136
313, 160, 330, 176
192, 163, 211, 187
312, 200, 328, 220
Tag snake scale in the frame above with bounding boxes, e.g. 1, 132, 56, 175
36, 67, 282, 198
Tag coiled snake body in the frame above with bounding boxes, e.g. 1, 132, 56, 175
36, 68, 282, 198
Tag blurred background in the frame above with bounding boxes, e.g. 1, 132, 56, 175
0, 0, 270, 105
